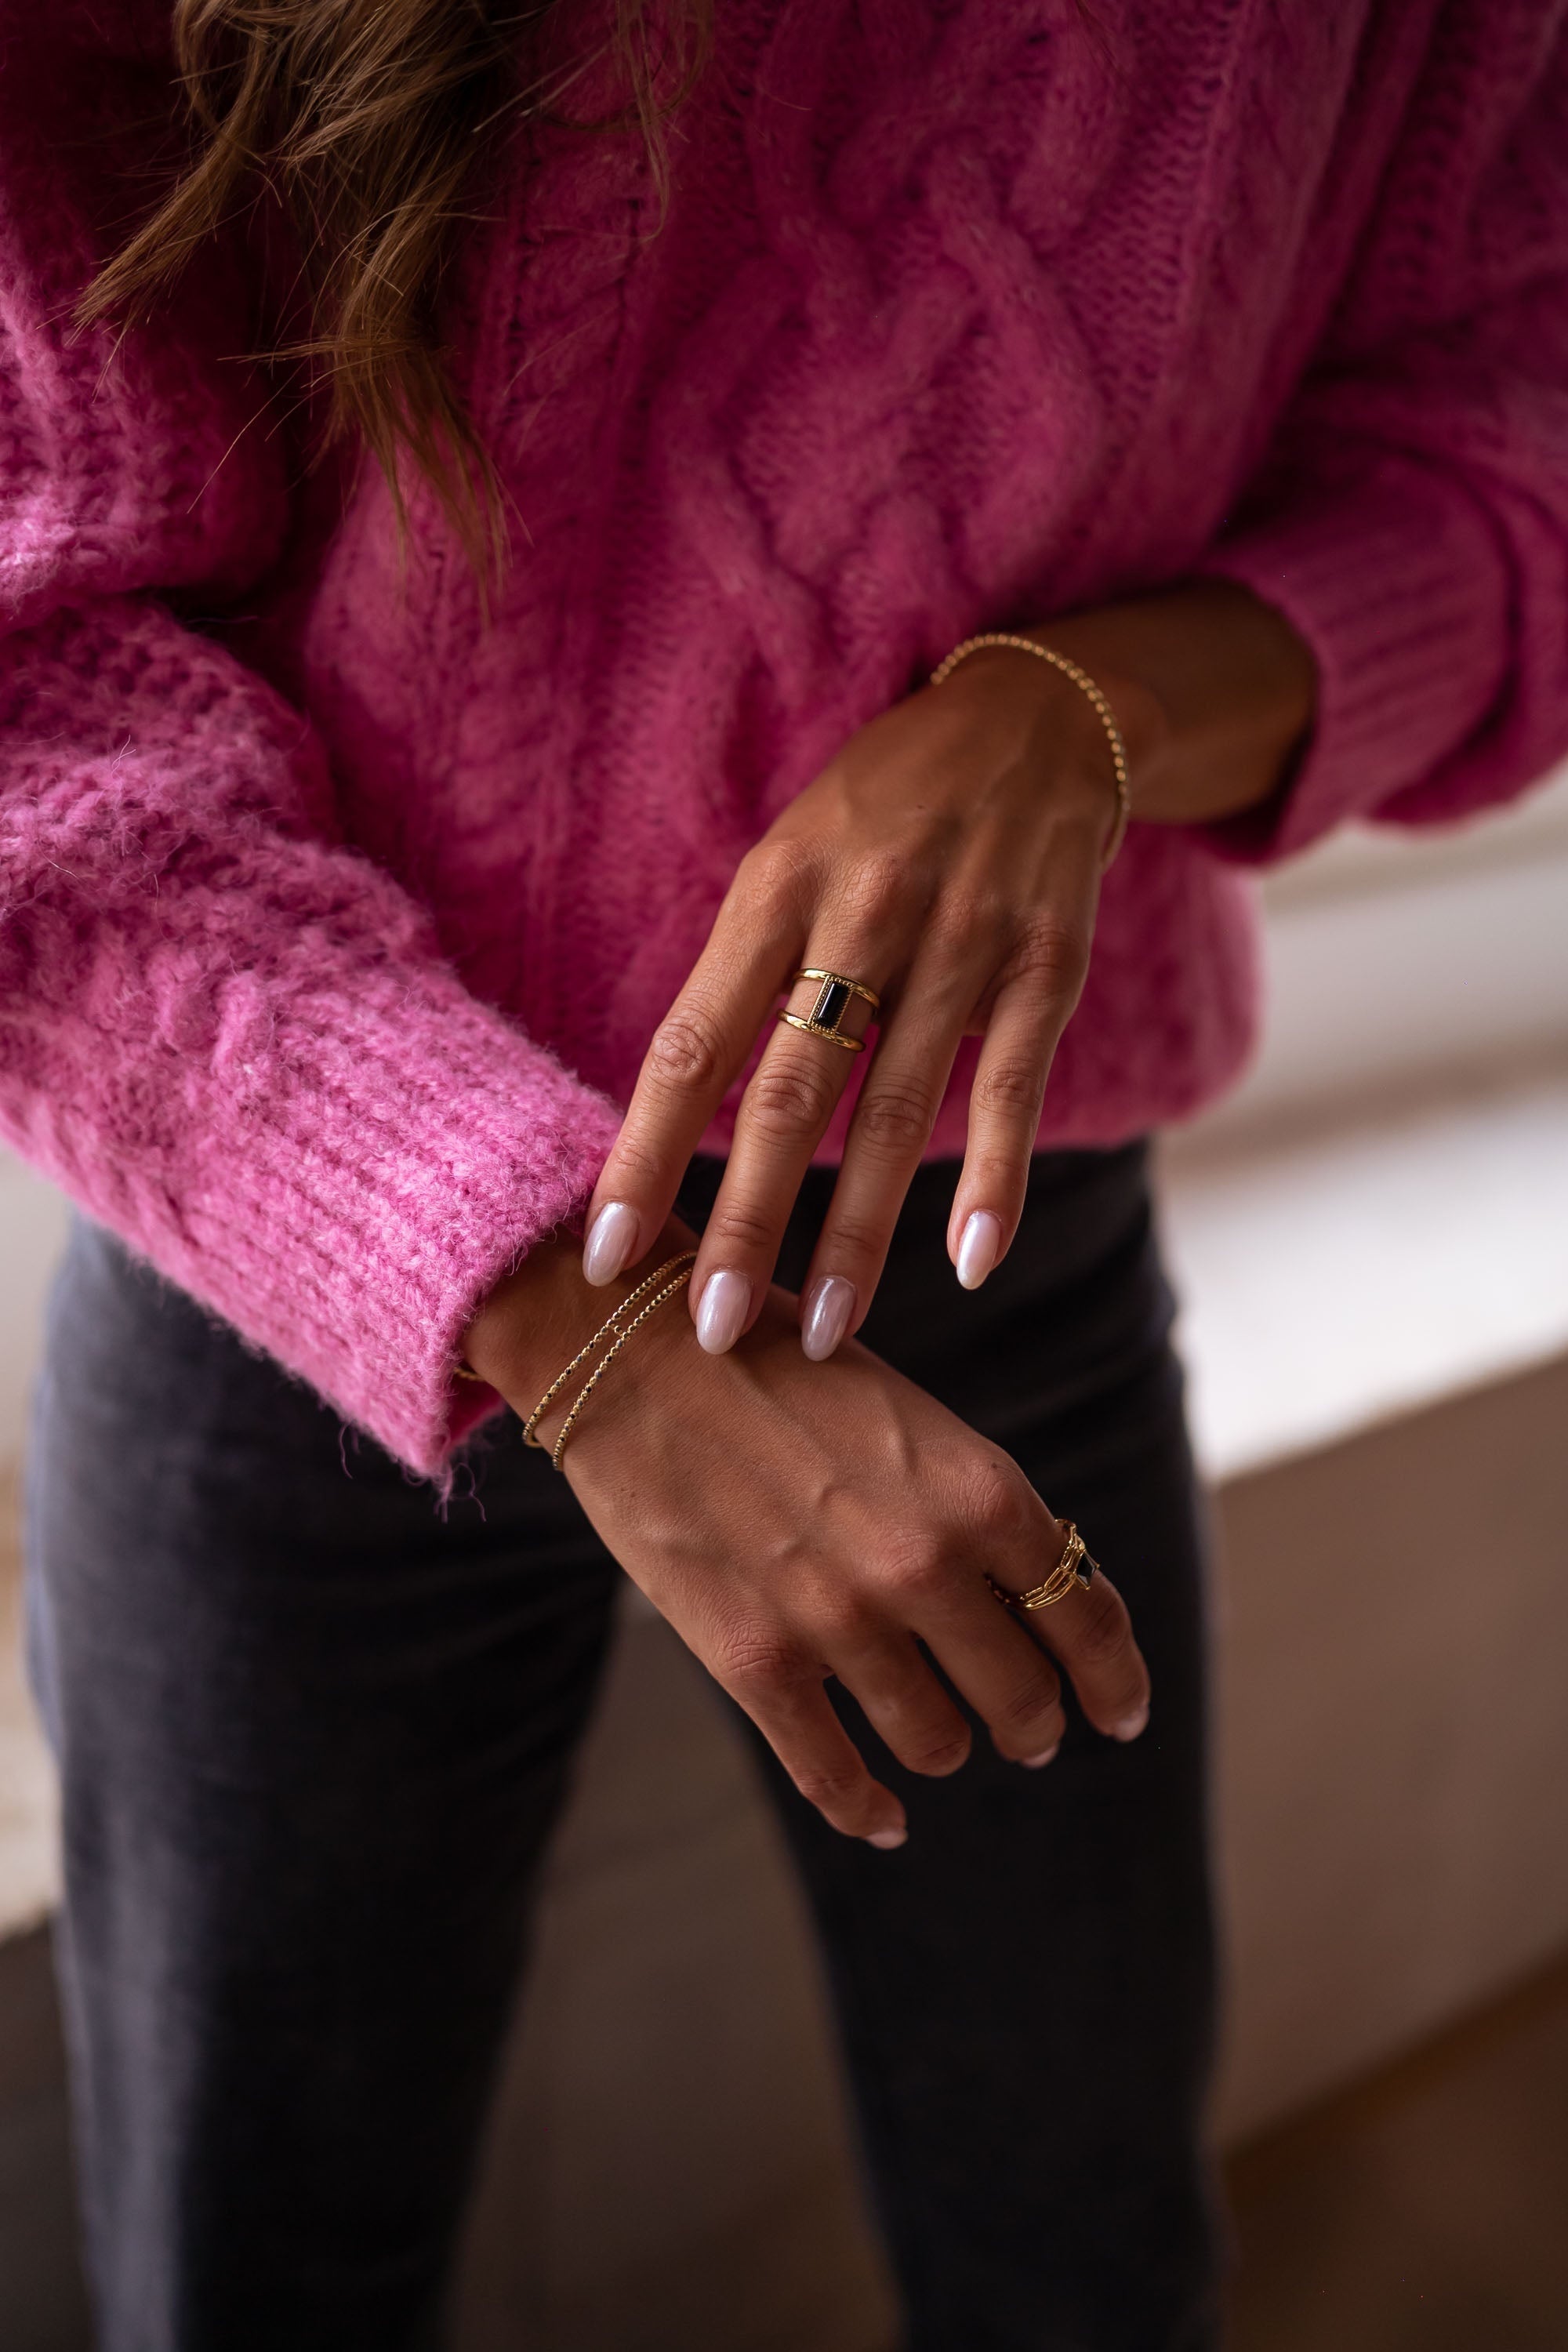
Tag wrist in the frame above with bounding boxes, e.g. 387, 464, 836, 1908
933, 634, 1150, 854
462, 1216, 699, 1409
1027, 581, 1316, 826
556, 1278, 807, 1491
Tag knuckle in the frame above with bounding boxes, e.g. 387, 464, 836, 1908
746, 1054, 839, 1139
601, 1130, 664, 1192
972, 1053, 1046, 1124
903, 1724, 972, 1776
876, 1537, 952, 1607
815, 1206, 885, 1265
991, 1670, 1062, 1739
705, 1200, 782, 1257
1071, 1581, 1134, 1668
792, 1762, 869, 1816
739, 837, 816, 909
713, 1627, 808, 1697
1006, 919, 1090, 1002
855, 1080, 939, 1160
648, 1006, 726, 1094
838, 851, 913, 937
961, 1457, 1036, 1548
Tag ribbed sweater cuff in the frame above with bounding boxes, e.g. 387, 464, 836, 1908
1196, 459, 1509, 862
165, 971, 622, 1481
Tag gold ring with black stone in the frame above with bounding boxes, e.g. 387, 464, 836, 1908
778, 967, 881, 1054
985, 1523, 1098, 1611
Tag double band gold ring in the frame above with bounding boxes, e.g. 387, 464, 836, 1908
778, 967, 881, 1054
987, 1523, 1098, 1612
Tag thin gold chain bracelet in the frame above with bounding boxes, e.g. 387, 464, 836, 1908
930, 632, 1131, 869
549, 1259, 695, 1470
519, 1250, 697, 1450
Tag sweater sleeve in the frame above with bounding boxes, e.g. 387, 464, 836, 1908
1198, 6, 1568, 862
0, 11, 620, 1477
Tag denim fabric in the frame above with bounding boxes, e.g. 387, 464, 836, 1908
26, 1145, 1218, 2352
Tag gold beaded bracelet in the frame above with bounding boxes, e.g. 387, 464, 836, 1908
546, 1256, 695, 1470
454, 1252, 697, 1466
930, 632, 1131, 869
518, 1250, 697, 1450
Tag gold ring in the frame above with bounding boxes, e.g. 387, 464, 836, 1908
777, 967, 880, 1054
987, 1523, 1098, 1612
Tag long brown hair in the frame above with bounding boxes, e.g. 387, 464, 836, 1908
80, 0, 713, 566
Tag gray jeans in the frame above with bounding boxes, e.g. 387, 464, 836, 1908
26, 1145, 1218, 2352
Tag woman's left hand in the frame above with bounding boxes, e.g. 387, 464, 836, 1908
581, 635, 1141, 1359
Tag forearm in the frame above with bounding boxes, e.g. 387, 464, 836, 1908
1025, 578, 1318, 827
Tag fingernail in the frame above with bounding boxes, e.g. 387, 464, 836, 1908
1112, 1705, 1149, 1744
956, 1210, 1003, 1290
1022, 1744, 1060, 1769
695, 1268, 750, 1354
801, 1275, 855, 1362
866, 1827, 908, 1849
583, 1201, 638, 1287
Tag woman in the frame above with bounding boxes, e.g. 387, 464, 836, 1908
5, 2, 1566, 2347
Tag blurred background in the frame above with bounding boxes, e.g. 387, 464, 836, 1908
3, 771, 1566, 2350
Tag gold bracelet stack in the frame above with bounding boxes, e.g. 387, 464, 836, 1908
522, 1250, 696, 1471
930, 632, 1131, 869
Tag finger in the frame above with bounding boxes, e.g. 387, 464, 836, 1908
691, 954, 887, 1352
945, 914, 1092, 1291
582, 846, 811, 1286
1028, 1567, 1150, 1741
900, 1577, 1069, 1766
948, 1462, 1148, 1744
714, 1642, 909, 1844
797, 946, 982, 1358
826, 1627, 976, 1778
994, 1541, 1150, 1743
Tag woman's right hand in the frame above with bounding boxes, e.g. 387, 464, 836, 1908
465, 1234, 1151, 1846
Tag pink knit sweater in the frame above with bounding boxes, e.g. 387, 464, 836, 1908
3, 2, 1566, 1475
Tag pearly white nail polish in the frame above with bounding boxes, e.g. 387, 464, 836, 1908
866, 1828, 908, 1849
956, 1210, 1003, 1290
1022, 1744, 1061, 1769
695, 1268, 750, 1354
801, 1276, 855, 1362
583, 1200, 638, 1287
1112, 1705, 1149, 1744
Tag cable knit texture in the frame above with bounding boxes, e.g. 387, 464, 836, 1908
2, 0, 1566, 1474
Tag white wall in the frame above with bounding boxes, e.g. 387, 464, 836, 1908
0, 1156, 70, 1477
1179, 762, 1568, 1156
